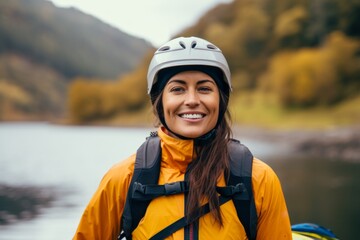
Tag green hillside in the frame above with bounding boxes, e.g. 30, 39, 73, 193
0, 0, 151, 120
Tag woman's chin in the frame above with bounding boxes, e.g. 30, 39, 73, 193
173, 129, 209, 139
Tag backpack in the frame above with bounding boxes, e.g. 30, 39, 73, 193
119, 133, 257, 240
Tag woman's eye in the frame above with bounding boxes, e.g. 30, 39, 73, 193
198, 86, 212, 92
170, 87, 184, 93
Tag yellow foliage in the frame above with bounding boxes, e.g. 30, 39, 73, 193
0, 80, 33, 105
68, 79, 104, 121
232, 5, 269, 41
321, 31, 360, 78
204, 22, 228, 49
204, 3, 269, 66
67, 52, 152, 123
275, 6, 308, 39
262, 32, 360, 107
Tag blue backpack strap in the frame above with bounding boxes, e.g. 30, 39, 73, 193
120, 134, 161, 240
228, 139, 257, 240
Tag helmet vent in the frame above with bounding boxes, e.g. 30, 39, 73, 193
158, 46, 170, 51
179, 41, 186, 49
191, 41, 197, 48
207, 44, 217, 50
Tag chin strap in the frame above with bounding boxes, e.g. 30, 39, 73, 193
194, 128, 217, 145
162, 123, 217, 145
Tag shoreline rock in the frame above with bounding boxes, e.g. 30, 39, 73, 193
233, 125, 360, 162
295, 127, 360, 162
0, 184, 56, 225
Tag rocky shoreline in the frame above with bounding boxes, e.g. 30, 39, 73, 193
233, 124, 360, 162
0, 184, 56, 225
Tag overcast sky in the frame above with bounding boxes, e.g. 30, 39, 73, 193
49, 0, 233, 47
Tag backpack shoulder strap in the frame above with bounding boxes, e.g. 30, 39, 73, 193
228, 139, 258, 240
119, 136, 258, 240
120, 133, 161, 239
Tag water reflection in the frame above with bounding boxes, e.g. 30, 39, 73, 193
0, 122, 151, 239
0, 123, 359, 239
270, 155, 360, 240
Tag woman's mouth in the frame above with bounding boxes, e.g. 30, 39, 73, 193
179, 113, 205, 119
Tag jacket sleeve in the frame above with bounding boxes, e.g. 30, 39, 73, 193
73, 155, 135, 240
252, 158, 292, 240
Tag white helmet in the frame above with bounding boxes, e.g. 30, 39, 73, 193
147, 36, 231, 94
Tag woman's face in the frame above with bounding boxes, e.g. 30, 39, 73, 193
162, 70, 220, 139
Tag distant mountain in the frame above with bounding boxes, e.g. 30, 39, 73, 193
0, 0, 151, 79
0, 0, 151, 120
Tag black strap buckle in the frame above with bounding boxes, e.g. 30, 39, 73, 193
164, 182, 184, 195
133, 182, 146, 194
133, 181, 188, 199
217, 183, 248, 198
231, 183, 246, 195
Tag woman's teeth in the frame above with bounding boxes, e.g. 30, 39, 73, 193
180, 113, 204, 119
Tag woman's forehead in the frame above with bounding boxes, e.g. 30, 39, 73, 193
169, 70, 215, 80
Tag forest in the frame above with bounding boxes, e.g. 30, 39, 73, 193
68, 0, 360, 128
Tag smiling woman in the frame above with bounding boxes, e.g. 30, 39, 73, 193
73, 36, 292, 240
161, 70, 220, 139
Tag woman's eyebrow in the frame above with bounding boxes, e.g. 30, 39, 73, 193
167, 79, 186, 85
167, 79, 216, 85
197, 79, 216, 85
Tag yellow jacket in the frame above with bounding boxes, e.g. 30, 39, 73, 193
73, 128, 292, 240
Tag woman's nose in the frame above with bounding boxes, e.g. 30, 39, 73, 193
184, 89, 200, 107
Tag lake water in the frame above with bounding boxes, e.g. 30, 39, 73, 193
0, 122, 359, 239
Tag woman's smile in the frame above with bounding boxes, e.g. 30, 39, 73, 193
179, 113, 205, 119
162, 70, 220, 139
178, 112, 206, 123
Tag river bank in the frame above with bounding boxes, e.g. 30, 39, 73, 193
59, 120, 360, 162
0, 184, 56, 225
233, 124, 360, 162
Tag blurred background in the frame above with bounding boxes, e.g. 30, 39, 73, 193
0, 0, 359, 239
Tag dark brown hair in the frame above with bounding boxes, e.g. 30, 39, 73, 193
152, 85, 232, 226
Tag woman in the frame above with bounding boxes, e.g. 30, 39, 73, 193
73, 36, 292, 239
